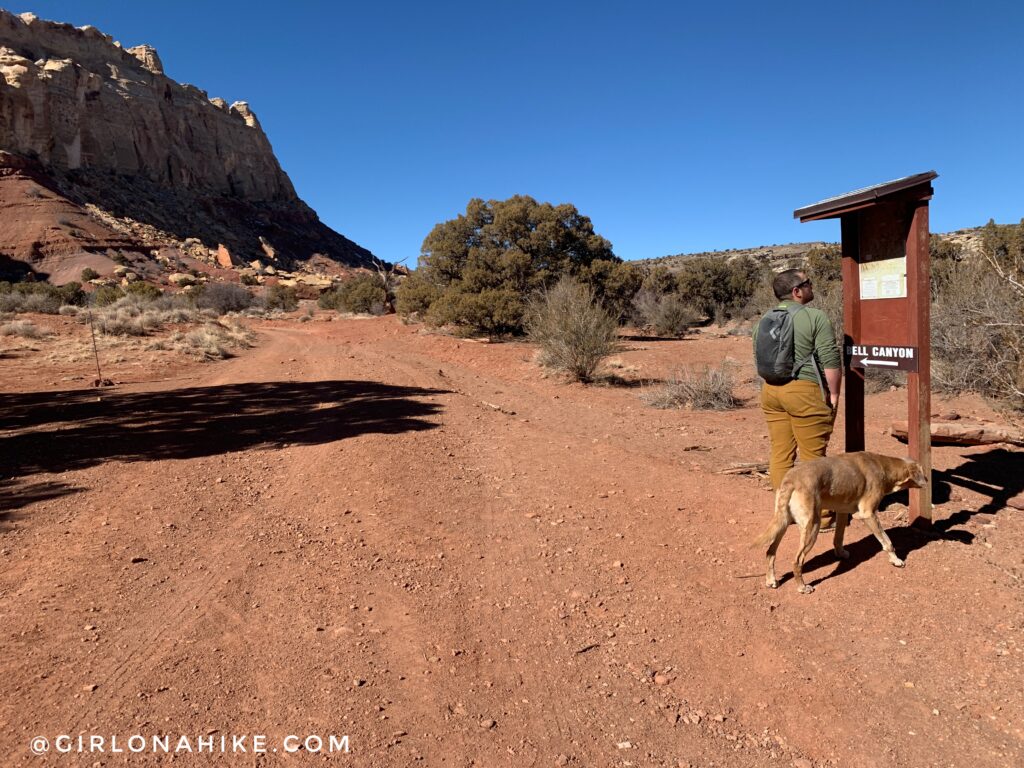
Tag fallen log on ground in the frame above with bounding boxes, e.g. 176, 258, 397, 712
891, 421, 1024, 447
718, 462, 769, 475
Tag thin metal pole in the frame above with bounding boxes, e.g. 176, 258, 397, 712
87, 294, 103, 385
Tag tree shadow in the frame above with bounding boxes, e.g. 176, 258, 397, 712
595, 373, 664, 389
618, 334, 694, 343
0, 380, 448, 478
931, 448, 1023, 518
0, 479, 82, 529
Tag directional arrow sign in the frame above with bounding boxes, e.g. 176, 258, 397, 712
845, 344, 919, 372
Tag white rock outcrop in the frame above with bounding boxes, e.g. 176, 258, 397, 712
0, 9, 295, 202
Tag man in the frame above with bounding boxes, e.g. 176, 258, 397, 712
755, 269, 842, 525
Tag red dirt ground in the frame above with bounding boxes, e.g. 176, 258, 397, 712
1, 313, 1021, 767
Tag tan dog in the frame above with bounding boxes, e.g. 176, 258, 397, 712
753, 452, 927, 594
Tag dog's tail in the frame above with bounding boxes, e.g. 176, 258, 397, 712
752, 482, 793, 550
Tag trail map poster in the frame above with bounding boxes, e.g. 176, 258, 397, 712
859, 255, 907, 300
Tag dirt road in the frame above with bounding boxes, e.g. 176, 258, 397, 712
1, 315, 1021, 766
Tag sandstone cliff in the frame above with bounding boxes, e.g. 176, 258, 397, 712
0, 10, 373, 280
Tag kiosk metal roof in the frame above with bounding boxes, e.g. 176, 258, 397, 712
794, 171, 938, 222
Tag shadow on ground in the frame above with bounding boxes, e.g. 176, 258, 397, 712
0, 479, 83, 528
0, 380, 449, 478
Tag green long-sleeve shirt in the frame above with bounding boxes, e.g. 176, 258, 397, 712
752, 300, 841, 382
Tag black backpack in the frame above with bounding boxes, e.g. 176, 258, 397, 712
755, 303, 816, 385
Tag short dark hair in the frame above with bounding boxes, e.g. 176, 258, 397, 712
773, 269, 807, 300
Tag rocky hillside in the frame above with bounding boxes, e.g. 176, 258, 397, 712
637, 241, 833, 272
642, 228, 991, 273
0, 10, 373, 283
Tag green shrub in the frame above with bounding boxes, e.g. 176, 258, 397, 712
0, 281, 85, 313
81, 267, 100, 282
414, 195, 619, 333
92, 285, 125, 307
673, 255, 762, 319
631, 291, 700, 337
524, 277, 619, 382
264, 284, 298, 311
929, 234, 964, 264
335, 274, 387, 315
124, 281, 163, 302
195, 282, 253, 314
639, 265, 678, 296
394, 270, 442, 318
427, 288, 524, 335
805, 244, 842, 284
577, 259, 644, 324
317, 288, 344, 311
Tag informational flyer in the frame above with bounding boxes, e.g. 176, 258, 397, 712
859, 256, 907, 300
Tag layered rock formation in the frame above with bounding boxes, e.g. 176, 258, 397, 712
0, 10, 373, 280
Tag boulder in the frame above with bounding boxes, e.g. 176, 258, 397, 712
215, 244, 234, 268
168, 272, 197, 287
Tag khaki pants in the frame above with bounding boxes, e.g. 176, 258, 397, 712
761, 380, 836, 491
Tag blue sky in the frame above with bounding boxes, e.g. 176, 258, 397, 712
13, 1, 1024, 263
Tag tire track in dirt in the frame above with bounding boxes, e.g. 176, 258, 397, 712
338, 339, 779, 765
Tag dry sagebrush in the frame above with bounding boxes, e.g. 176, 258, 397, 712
525, 277, 620, 383
0, 319, 46, 339
643, 364, 741, 410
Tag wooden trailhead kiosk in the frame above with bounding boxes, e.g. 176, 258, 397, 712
794, 172, 937, 527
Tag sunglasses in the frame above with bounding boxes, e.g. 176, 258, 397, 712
795, 278, 812, 290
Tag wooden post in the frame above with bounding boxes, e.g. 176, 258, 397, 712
906, 201, 932, 526
841, 215, 865, 453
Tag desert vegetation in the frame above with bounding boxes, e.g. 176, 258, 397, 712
642, 363, 741, 410
930, 220, 1023, 409
0, 280, 85, 313
524, 277, 620, 383
395, 195, 638, 335
396, 197, 766, 340
798, 221, 1024, 412
0, 278, 302, 363
318, 271, 389, 315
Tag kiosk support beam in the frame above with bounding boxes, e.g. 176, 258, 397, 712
907, 202, 932, 526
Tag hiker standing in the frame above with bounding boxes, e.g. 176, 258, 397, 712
753, 269, 842, 519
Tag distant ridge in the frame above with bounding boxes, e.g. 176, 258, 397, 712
641, 226, 998, 272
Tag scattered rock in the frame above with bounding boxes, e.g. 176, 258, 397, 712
215, 244, 234, 268
168, 272, 197, 287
